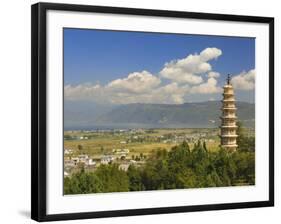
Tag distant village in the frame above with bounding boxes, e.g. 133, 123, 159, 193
64, 128, 220, 177
64, 147, 147, 177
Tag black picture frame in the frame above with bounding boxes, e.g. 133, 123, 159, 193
31, 2, 274, 222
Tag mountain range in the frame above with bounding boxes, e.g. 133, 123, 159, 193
64, 101, 255, 129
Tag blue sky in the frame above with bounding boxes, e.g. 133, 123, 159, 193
64, 28, 255, 104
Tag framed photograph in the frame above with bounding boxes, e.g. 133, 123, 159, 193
31, 2, 274, 222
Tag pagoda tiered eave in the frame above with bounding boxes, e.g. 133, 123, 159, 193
220, 125, 238, 128
221, 99, 236, 102
220, 115, 237, 119
221, 134, 238, 137
220, 107, 237, 110
221, 144, 238, 148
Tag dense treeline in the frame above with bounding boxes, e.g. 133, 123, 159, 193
64, 139, 255, 194
237, 121, 255, 152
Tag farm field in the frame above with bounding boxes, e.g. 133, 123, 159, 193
64, 128, 221, 159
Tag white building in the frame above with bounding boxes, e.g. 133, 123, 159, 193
78, 154, 89, 163
101, 155, 115, 165
118, 163, 130, 172
65, 159, 75, 168
87, 158, 96, 166
64, 148, 73, 155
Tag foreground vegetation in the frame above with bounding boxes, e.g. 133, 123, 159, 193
64, 140, 255, 194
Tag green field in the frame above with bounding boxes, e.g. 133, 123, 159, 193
64, 128, 221, 159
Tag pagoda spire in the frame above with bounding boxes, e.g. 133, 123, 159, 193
227, 74, 231, 85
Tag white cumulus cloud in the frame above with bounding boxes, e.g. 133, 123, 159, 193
160, 47, 222, 85
200, 47, 222, 62
107, 70, 161, 93
190, 77, 222, 94
64, 47, 238, 104
64, 72, 189, 104
208, 71, 220, 78
231, 69, 255, 90
152, 82, 189, 104
64, 74, 221, 104
64, 83, 104, 101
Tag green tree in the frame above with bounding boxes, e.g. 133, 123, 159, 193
64, 169, 103, 194
237, 121, 255, 152
127, 165, 144, 191
95, 164, 129, 192
232, 151, 255, 185
100, 146, 104, 154
77, 144, 83, 151
203, 141, 208, 152
174, 168, 197, 188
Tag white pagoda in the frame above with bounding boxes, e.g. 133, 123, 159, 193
220, 74, 238, 151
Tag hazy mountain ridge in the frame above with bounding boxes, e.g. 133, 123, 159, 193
94, 101, 255, 128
